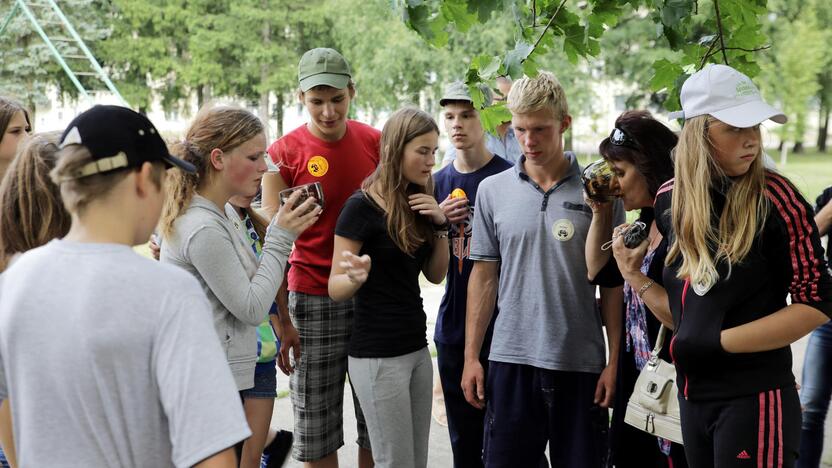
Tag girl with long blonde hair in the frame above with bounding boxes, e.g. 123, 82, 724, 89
328, 107, 449, 468
653, 64, 832, 468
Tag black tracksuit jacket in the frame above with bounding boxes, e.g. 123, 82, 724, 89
654, 172, 832, 401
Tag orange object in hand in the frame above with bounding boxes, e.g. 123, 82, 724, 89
450, 189, 467, 273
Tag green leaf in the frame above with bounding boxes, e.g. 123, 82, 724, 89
660, 0, 694, 28
404, 4, 449, 47
522, 56, 540, 78
480, 102, 513, 135
440, 0, 477, 33
469, 84, 486, 109
650, 58, 684, 92
562, 23, 587, 63
469, 0, 502, 23
503, 40, 534, 78
473, 54, 502, 79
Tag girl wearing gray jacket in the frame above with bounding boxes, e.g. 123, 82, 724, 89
159, 105, 319, 392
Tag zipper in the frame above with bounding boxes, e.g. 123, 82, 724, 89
669, 278, 690, 399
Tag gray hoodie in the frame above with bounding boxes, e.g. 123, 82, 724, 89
161, 194, 295, 390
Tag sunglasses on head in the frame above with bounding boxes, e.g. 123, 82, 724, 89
609, 127, 640, 150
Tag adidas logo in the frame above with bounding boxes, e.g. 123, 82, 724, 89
736, 450, 751, 460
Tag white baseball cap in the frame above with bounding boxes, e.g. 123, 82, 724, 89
668, 64, 787, 128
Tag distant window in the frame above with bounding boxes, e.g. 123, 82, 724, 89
614, 95, 627, 112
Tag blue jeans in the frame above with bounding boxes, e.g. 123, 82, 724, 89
799, 321, 832, 467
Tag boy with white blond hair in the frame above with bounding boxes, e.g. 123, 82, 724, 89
461, 73, 624, 467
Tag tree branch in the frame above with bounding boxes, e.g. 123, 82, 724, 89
532, 0, 536, 28
699, 35, 719, 70
713, 0, 729, 65
723, 45, 772, 53
530, 0, 567, 54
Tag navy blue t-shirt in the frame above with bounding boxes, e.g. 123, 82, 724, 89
433, 155, 513, 346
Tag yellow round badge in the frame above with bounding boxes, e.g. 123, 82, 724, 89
307, 156, 329, 177
552, 219, 575, 242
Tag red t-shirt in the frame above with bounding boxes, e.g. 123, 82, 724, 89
268, 120, 380, 295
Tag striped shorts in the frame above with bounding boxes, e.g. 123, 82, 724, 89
288, 292, 371, 462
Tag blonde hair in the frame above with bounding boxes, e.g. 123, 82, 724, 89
362, 107, 438, 255
0, 132, 71, 270
159, 105, 264, 237
51, 145, 164, 216
507, 71, 569, 120
666, 115, 768, 287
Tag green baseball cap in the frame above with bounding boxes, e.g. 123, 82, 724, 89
439, 81, 493, 108
298, 48, 352, 92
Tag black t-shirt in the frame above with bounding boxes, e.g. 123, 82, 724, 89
335, 190, 431, 358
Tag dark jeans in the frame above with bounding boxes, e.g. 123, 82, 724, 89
799, 321, 832, 468
482, 361, 606, 468
436, 342, 489, 468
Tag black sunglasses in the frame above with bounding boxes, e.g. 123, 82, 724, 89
609, 127, 640, 150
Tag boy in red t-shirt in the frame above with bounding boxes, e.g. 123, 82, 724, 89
261, 48, 379, 468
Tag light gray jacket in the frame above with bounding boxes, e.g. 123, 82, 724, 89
160, 195, 294, 390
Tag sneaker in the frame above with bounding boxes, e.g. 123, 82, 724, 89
263, 430, 293, 468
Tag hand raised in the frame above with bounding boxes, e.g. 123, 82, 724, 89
439, 194, 469, 224
339, 251, 371, 285
274, 189, 322, 236
409, 193, 447, 225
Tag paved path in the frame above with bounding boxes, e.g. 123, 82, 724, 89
269, 284, 832, 467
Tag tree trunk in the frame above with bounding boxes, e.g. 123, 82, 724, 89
196, 85, 205, 108
259, 8, 271, 138
275, 93, 284, 138
818, 104, 830, 152
793, 141, 804, 153
780, 141, 789, 166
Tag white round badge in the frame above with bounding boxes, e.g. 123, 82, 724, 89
552, 219, 575, 242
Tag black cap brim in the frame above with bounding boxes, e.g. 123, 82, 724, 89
162, 154, 196, 173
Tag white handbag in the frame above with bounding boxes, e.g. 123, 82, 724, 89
623, 325, 684, 444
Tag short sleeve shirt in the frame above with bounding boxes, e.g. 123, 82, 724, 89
470, 153, 624, 372
433, 156, 513, 346
0, 240, 249, 467
268, 121, 380, 295
335, 191, 431, 358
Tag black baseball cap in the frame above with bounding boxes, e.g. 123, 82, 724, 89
59, 105, 195, 180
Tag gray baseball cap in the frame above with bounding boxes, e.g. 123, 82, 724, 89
298, 48, 352, 92
440, 81, 493, 108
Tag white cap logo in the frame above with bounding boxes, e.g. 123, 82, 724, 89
60, 126, 82, 148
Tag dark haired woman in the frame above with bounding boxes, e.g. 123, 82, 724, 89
585, 110, 686, 468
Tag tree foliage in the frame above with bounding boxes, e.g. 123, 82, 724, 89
396, 0, 772, 126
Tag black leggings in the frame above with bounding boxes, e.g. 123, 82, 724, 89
679, 387, 801, 468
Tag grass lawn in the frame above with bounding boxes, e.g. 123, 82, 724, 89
772, 149, 832, 204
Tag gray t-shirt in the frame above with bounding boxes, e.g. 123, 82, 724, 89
0, 240, 250, 467
470, 153, 624, 373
